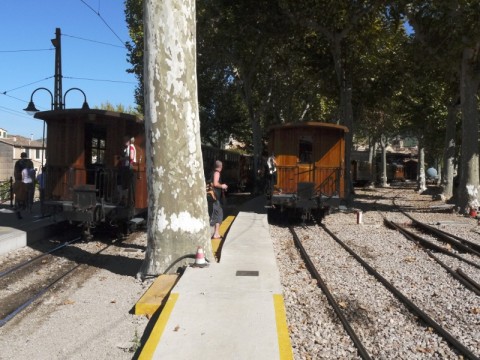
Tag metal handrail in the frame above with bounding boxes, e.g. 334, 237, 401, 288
275, 165, 341, 198
315, 168, 340, 198
43, 166, 133, 204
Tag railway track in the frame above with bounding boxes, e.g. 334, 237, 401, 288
0, 230, 137, 328
271, 184, 480, 359
289, 222, 478, 359
0, 235, 82, 327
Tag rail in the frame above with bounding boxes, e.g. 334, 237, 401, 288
319, 223, 478, 360
276, 165, 341, 197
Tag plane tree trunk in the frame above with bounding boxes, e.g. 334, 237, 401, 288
138, 0, 212, 278
457, 46, 480, 213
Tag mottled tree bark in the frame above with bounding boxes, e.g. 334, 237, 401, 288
368, 138, 377, 187
417, 143, 426, 193
441, 103, 458, 200
379, 135, 388, 187
457, 46, 480, 213
139, 0, 212, 277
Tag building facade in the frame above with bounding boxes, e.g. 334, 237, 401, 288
0, 128, 45, 181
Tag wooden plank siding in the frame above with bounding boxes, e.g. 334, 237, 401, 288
38, 109, 147, 210
268, 122, 347, 198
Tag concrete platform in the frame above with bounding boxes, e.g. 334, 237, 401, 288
138, 196, 293, 360
134, 215, 236, 317
0, 202, 66, 256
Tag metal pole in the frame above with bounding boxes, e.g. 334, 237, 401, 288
41, 120, 45, 167
51, 28, 63, 110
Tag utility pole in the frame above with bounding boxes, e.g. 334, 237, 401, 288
51, 28, 63, 110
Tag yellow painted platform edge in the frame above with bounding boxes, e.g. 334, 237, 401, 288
219, 215, 235, 235
211, 215, 235, 261
273, 294, 294, 360
138, 292, 179, 360
210, 238, 222, 254
134, 274, 178, 316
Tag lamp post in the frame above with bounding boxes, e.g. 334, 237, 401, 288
23, 28, 90, 168
23, 87, 53, 168
23, 87, 53, 114
64, 87, 90, 110
23, 87, 90, 167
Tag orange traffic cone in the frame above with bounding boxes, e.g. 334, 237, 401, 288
193, 246, 208, 268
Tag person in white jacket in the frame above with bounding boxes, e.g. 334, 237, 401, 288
22, 165, 36, 212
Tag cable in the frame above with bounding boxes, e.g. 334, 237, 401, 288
63, 76, 136, 84
0, 48, 54, 53
79, 0, 127, 48
0, 105, 32, 118
62, 33, 125, 49
2, 76, 54, 95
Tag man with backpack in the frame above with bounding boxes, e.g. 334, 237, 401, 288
13, 152, 34, 218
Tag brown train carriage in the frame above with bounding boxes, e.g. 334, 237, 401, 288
201, 145, 253, 192
34, 109, 147, 235
267, 121, 348, 220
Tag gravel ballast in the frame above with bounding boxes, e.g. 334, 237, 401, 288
271, 185, 480, 359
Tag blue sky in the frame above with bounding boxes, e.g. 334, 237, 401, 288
0, 0, 137, 139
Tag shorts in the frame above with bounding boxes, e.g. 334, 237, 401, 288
210, 200, 223, 226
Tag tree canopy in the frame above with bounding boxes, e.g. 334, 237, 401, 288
124, 0, 480, 211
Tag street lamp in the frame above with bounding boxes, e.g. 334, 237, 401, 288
24, 87, 89, 113
23, 87, 53, 168
23, 87, 89, 168
63, 87, 89, 110
23, 87, 54, 114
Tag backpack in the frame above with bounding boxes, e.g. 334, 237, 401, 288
206, 182, 217, 202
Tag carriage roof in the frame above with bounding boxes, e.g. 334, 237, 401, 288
33, 109, 143, 124
268, 121, 349, 133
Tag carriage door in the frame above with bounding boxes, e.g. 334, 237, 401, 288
85, 124, 107, 188
298, 136, 314, 183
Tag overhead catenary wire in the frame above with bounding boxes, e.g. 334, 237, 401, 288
0, 105, 34, 118
63, 76, 135, 84
1, 1, 134, 126
2, 76, 54, 95
62, 33, 125, 49
0, 48, 54, 53
79, 0, 127, 48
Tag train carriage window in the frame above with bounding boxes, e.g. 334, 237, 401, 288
85, 125, 107, 166
299, 137, 313, 163
91, 137, 106, 164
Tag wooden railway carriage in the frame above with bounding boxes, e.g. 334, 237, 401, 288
34, 109, 147, 236
202, 146, 253, 192
267, 122, 348, 220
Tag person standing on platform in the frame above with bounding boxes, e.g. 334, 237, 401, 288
13, 152, 34, 218
14, 152, 33, 181
210, 160, 228, 239
266, 153, 277, 196
22, 164, 35, 212
119, 136, 137, 206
